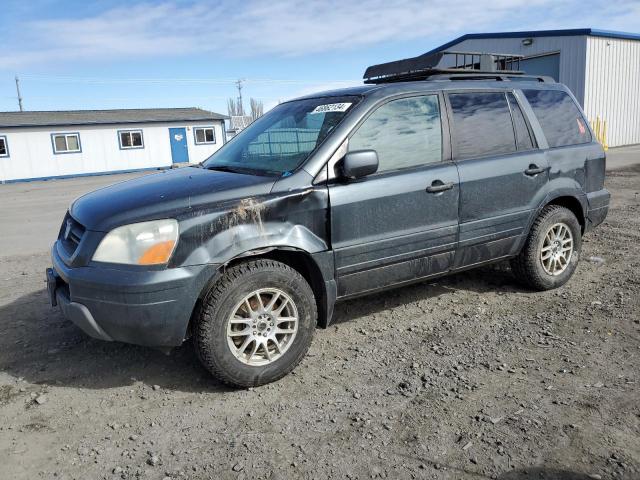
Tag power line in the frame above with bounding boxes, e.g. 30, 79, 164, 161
18, 74, 359, 86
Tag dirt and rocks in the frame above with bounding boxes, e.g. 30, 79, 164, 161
0, 165, 639, 480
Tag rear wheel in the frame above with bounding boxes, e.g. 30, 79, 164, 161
194, 259, 316, 387
511, 205, 582, 291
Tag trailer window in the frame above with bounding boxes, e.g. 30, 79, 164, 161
523, 89, 591, 148
0, 136, 8, 157
52, 133, 81, 154
119, 130, 144, 149
194, 127, 216, 145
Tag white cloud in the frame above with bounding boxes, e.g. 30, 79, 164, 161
2, 0, 639, 70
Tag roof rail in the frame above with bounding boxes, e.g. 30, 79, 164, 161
363, 50, 542, 84
428, 73, 553, 83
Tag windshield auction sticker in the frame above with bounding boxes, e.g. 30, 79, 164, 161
310, 103, 352, 114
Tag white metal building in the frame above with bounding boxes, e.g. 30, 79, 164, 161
430, 28, 640, 147
0, 108, 227, 183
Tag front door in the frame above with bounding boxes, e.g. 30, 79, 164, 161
328, 94, 459, 298
446, 90, 549, 268
169, 127, 189, 164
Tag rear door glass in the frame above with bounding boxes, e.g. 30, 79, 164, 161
507, 93, 535, 151
523, 89, 591, 148
448, 92, 516, 160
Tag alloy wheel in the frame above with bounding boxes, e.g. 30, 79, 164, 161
226, 288, 299, 366
540, 222, 574, 276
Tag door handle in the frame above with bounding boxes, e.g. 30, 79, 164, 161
524, 165, 545, 176
426, 181, 454, 193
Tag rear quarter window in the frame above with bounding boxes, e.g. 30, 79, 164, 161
523, 89, 591, 148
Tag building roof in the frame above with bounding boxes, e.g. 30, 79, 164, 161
0, 107, 228, 128
427, 28, 640, 55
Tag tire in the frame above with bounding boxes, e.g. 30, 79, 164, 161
194, 259, 316, 387
510, 205, 582, 291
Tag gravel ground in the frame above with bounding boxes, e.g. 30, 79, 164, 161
0, 165, 639, 480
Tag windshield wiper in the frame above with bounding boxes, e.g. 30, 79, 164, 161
205, 165, 280, 177
206, 165, 250, 174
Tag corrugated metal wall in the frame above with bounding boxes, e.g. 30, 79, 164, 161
585, 37, 640, 147
445, 36, 588, 104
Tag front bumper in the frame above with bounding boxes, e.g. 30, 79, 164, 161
48, 242, 219, 347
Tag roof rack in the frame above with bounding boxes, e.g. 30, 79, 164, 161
363, 50, 547, 84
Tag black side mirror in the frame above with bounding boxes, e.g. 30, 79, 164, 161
342, 150, 378, 179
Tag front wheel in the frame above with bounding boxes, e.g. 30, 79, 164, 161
194, 259, 316, 387
511, 205, 582, 291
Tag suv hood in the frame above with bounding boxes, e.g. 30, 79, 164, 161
70, 167, 276, 231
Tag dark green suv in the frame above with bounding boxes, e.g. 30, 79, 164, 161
47, 52, 609, 387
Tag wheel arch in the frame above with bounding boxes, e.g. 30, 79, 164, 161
515, 192, 587, 256
544, 194, 587, 233
188, 247, 335, 339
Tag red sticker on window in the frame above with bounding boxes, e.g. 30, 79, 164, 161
576, 118, 586, 135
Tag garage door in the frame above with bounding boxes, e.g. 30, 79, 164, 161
520, 53, 560, 81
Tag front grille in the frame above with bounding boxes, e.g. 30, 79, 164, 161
59, 213, 86, 257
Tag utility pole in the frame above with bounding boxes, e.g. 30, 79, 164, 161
235, 79, 244, 116
15, 76, 24, 112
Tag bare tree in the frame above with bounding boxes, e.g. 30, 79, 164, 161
250, 98, 264, 121
227, 98, 243, 117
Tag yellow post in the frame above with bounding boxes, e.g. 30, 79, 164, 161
589, 117, 607, 150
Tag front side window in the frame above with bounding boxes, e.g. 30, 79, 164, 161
203, 96, 358, 176
119, 130, 144, 149
523, 89, 591, 148
0, 136, 8, 157
194, 127, 216, 145
52, 133, 81, 154
449, 92, 516, 160
349, 95, 442, 172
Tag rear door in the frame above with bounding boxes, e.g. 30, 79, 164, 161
446, 90, 548, 268
328, 93, 459, 298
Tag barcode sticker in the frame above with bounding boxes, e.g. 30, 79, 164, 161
310, 103, 352, 114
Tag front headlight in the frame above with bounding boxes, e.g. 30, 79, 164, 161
92, 219, 179, 265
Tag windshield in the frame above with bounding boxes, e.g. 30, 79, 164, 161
203, 96, 359, 176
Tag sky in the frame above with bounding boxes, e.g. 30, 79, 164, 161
1, 0, 639, 116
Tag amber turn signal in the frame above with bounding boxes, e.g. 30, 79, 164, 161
138, 240, 176, 265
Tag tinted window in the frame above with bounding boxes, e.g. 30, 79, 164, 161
449, 92, 516, 160
507, 93, 535, 151
349, 95, 442, 172
523, 89, 591, 148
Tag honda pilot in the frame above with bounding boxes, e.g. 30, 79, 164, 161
47, 52, 610, 387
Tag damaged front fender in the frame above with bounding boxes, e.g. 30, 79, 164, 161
170, 186, 330, 268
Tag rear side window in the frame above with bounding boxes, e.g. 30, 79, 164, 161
523, 89, 591, 148
507, 93, 535, 151
449, 92, 516, 160
349, 95, 442, 172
